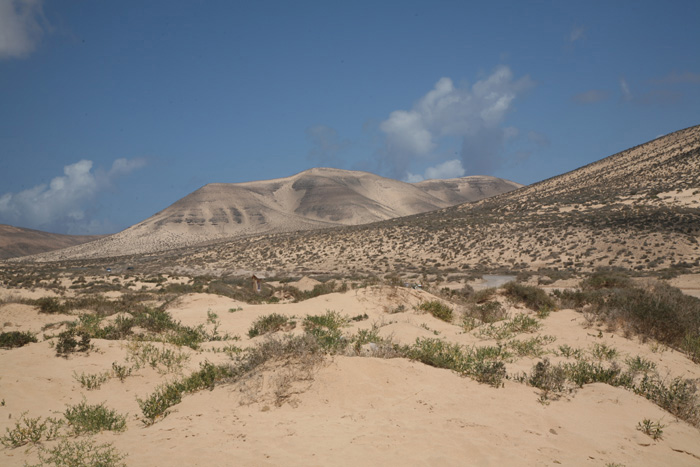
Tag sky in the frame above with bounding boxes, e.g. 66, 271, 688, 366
1, 0, 699, 235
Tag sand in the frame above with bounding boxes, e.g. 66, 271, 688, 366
2, 282, 700, 466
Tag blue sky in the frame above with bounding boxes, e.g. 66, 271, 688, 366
1, 0, 699, 234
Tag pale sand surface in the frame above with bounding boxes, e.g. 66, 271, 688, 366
2, 285, 700, 466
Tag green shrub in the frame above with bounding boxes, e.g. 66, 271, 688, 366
418, 301, 453, 322
1, 413, 63, 448
0, 330, 37, 349
36, 438, 127, 467
73, 371, 111, 390
303, 311, 349, 352
55, 329, 91, 356
503, 282, 556, 313
36, 297, 64, 314
248, 313, 294, 338
581, 271, 632, 290
64, 401, 127, 435
637, 419, 665, 440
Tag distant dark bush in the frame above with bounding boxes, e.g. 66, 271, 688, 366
36, 297, 64, 314
503, 282, 556, 312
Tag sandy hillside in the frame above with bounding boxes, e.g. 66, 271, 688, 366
0, 225, 104, 260
26, 168, 521, 261
2, 282, 700, 466
133, 125, 700, 276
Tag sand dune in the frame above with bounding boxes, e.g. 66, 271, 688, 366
2, 283, 700, 466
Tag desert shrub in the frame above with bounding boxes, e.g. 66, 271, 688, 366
526, 358, 566, 399
470, 300, 507, 324
625, 355, 656, 375
138, 383, 183, 425
472, 287, 497, 303
1, 413, 63, 448
111, 362, 133, 382
0, 330, 37, 349
637, 419, 665, 440
140, 335, 323, 424
36, 296, 65, 314
64, 401, 127, 435
402, 338, 506, 387
503, 282, 556, 313
563, 360, 627, 388
477, 314, 541, 340
303, 311, 349, 352
418, 300, 453, 322
682, 334, 700, 363
73, 371, 111, 390
590, 343, 619, 361
134, 307, 178, 333
126, 342, 190, 374
557, 344, 583, 359
635, 375, 699, 426
506, 335, 556, 357
55, 329, 91, 356
581, 270, 632, 290
36, 438, 127, 467
552, 289, 590, 309
248, 313, 294, 338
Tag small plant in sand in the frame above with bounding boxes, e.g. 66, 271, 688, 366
35, 438, 127, 467
477, 314, 541, 340
636, 418, 665, 440
63, 401, 127, 435
111, 362, 133, 382
73, 371, 111, 390
126, 342, 190, 374
590, 342, 619, 361
418, 300, 453, 323
248, 313, 295, 338
1, 413, 63, 448
0, 330, 37, 349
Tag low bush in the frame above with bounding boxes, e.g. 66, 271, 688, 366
1, 413, 63, 448
418, 301, 453, 323
503, 282, 556, 313
0, 330, 37, 349
55, 329, 91, 356
36, 438, 127, 467
248, 313, 294, 338
64, 401, 127, 435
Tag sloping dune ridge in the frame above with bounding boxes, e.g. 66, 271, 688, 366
26, 168, 521, 261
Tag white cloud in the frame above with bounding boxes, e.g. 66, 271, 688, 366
425, 159, 465, 180
405, 159, 465, 183
0, 158, 146, 234
109, 157, 147, 177
0, 0, 45, 59
379, 66, 533, 178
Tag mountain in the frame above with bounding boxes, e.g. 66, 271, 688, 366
145, 125, 700, 275
24, 168, 521, 261
0, 224, 104, 260
415, 175, 523, 204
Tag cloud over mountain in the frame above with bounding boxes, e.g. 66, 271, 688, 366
379, 66, 533, 179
